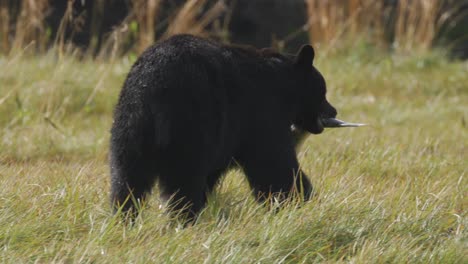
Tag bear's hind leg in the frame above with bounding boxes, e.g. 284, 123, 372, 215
110, 154, 156, 217
158, 167, 208, 223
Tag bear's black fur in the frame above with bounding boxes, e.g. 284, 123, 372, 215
110, 34, 337, 220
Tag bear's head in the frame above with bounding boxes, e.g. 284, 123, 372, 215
292, 45, 337, 134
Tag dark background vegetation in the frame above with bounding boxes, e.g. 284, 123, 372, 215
1, 0, 467, 58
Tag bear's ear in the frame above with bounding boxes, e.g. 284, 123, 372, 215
295, 45, 315, 67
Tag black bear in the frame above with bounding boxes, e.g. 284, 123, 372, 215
110, 34, 345, 220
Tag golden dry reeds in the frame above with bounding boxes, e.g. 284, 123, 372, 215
100, 0, 226, 58
131, 0, 162, 53
1, 0, 50, 53
0, 0, 226, 58
0, 1, 10, 52
128, 0, 226, 54
305, 0, 384, 49
305, 0, 464, 53
54, 0, 74, 58
164, 0, 226, 39
394, 0, 448, 52
0, 0, 465, 57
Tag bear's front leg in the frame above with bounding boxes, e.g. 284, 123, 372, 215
238, 129, 313, 204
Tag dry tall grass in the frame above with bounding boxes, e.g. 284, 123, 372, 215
0, 1, 10, 52
164, 0, 226, 40
131, 0, 162, 53
97, 0, 227, 58
305, 0, 384, 51
305, 0, 465, 53
395, 0, 443, 52
0, 0, 226, 57
0, 0, 465, 56
54, 0, 75, 58
1, 0, 50, 53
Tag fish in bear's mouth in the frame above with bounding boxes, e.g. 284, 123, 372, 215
292, 118, 366, 149
319, 117, 366, 128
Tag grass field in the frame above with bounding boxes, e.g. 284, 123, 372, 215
0, 49, 466, 263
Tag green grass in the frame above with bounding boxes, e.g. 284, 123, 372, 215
0, 49, 466, 263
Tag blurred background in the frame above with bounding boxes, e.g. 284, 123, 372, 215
1, 0, 467, 59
